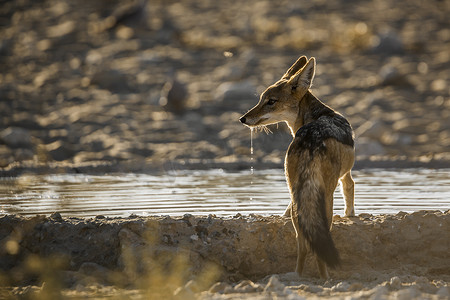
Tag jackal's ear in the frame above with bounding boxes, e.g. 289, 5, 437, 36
288, 57, 315, 91
282, 56, 307, 80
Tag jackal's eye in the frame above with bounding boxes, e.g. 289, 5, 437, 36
267, 98, 277, 105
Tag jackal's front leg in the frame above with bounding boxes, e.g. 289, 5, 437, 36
340, 172, 355, 217
283, 201, 292, 217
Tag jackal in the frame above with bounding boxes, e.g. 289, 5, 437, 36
239, 56, 355, 278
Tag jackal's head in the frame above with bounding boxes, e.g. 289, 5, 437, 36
239, 56, 315, 128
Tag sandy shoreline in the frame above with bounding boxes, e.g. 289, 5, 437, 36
1, 211, 449, 299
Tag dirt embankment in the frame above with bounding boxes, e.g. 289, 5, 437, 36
1, 211, 449, 299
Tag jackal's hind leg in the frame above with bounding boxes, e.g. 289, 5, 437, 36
340, 172, 355, 217
316, 257, 329, 279
296, 233, 308, 276
291, 206, 307, 276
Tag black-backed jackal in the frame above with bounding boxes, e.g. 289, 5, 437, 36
239, 56, 355, 279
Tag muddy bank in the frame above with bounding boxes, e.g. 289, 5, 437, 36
1, 211, 449, 298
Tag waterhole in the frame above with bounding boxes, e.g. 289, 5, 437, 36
0, 169, 448, 217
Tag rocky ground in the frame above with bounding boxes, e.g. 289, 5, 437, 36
0, 211, 449, 299
0, 0, 449, 174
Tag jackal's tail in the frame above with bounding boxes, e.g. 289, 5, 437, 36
293, 176, 341, 268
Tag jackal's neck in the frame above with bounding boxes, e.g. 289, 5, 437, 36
287, 91, 333, 137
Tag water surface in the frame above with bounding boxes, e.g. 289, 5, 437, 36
0, 169, 448, 217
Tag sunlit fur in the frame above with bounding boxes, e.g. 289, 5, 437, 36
240, 56, 355, 279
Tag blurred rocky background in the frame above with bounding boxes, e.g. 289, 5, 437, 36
0, 0, 449, 172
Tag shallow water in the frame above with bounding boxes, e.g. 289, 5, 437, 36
0, 169, 449, 217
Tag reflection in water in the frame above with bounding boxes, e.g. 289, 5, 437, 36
0, 169, 449, 217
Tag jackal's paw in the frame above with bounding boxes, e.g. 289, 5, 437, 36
344, 209, 355, 218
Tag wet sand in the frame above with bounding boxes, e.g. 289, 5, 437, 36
1, 211, 449, 299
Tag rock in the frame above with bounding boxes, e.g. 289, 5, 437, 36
214, 50, 257, 81
299, 284, 323, 293
159, 72, 188, 114
379, 65, 409, 86
356, 137, 386, 156
0, 127, 32, 148
348, 282, 364, 291
369, 285, 389, 300
118, 228, 145, 249
173, 279, 211, 298
78, 262, 110, 280
331, 281, 351, 292
90, 69, 131, 93
184, 279, 206, 293
208, 282, 231, 294
0, 145, 14, 167
0, 38, 11, 56
356, 120, 388, 140
380, 132, 413, 146
10, 286, 41, 298
46, 20, 75, 38
14, 148, 34, 161
412, 276, 436, 293
371, 31, 404, 55
264, 275, 285, 293
389, 276, 402, 290
173, 285, 195, 299
430, 79, 446, 92
96, 0, 147, 32
436, 286, 450, 297
214, 64, 247, 82
50, 212, 63, 222
394, 286, 419, 300
233, 280, 263, 293
45, 141, 76, 161
215, 81, 258, 109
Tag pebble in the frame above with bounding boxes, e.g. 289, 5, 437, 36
389, 276, 402, 290
50, 212, 63, 222
78, 262, 109, 278
45, 141, 75, 161
90, 69, 130, 93
14, 148, 34, 161
331, 281, 351, 292
173, 285, 195, 299
369, 285, 389, 300
264, 275, 286, 292
379, 65, 409, 86
233, 280, 263, 293
159, 73, 188, 114
208, 282, 231, 294
436, 286, 450, 297
0, 127, 32, 148
356, 137, 386, 156
371, 30, 404, 55
215, 80, 258, 108
394, 286, 419, 300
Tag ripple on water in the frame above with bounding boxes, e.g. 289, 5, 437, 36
0, 169, 449, 217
